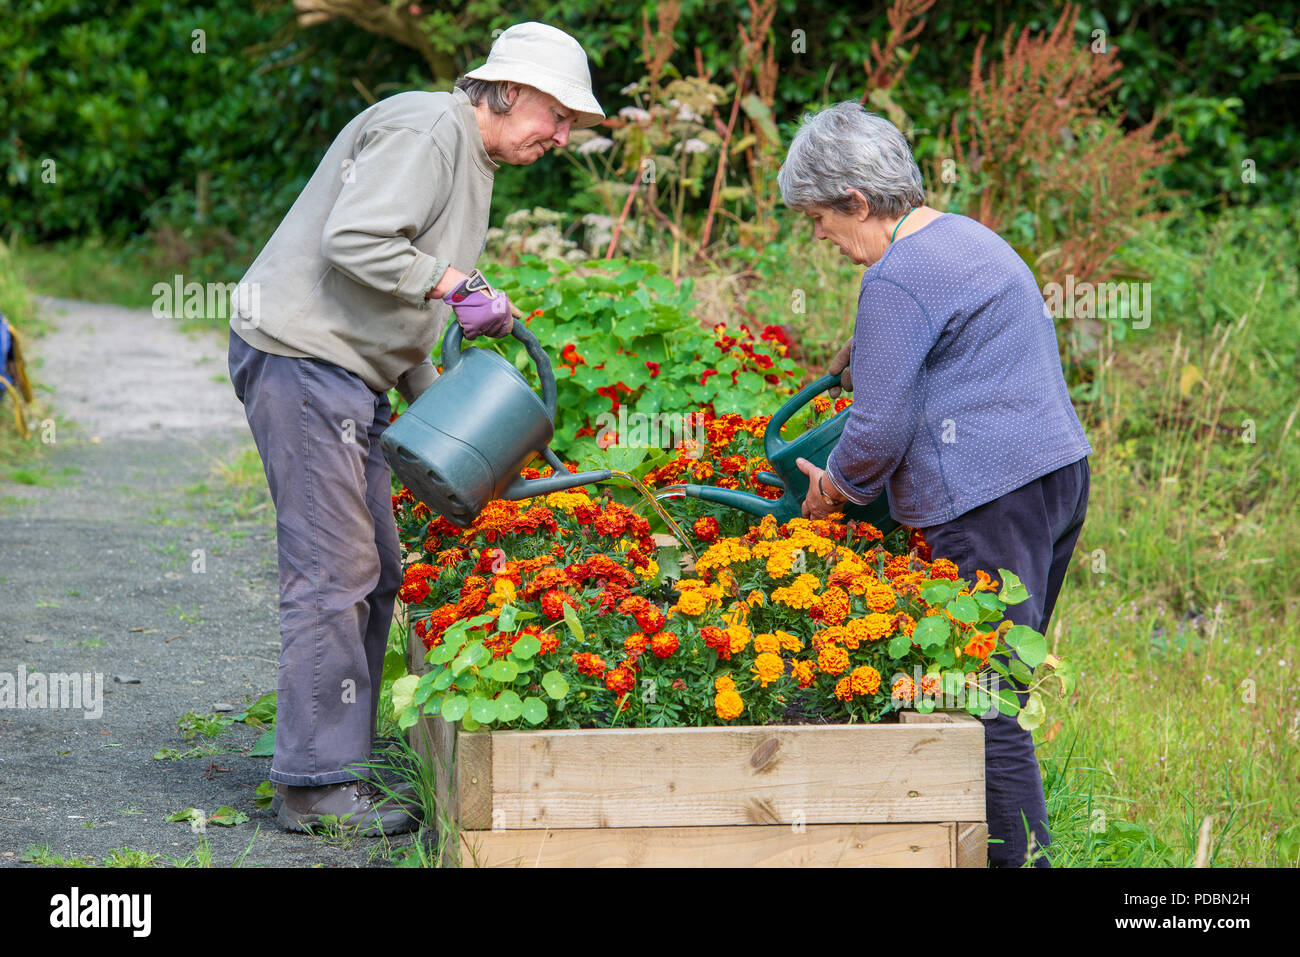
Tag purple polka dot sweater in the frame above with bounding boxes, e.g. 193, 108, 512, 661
825, 212, 1093, 527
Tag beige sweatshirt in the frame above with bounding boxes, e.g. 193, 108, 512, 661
229, 86, 497, 402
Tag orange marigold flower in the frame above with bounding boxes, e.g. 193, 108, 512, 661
833, 676, 854, 701
811, 395, 832, 414
752, 652, 785, 687
726, 624, 751, 655
625, 633, 649, 657
817, 644, 850, 676
714, 689, 744, 721
538, 631, 560, 655
813, 585, 851, 626
863, 580, 898, 613
790, 659, 816, 688
850, 666, 881, 696
752, 633, 781, 655
714, 674, 736, 693
919, 674, 941, 696
649, 631, 679, 658
674, 590, 709, 617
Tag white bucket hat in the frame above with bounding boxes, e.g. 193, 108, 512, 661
464, 22, 605, 130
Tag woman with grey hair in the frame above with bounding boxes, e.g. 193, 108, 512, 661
226, 22, 604, 836
781, 101, 1093, 868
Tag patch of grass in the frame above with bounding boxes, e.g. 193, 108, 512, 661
177, 709, 235, 741
21, 843, 97, 867
183, 440, 273, 524
1026, 204, 1300, 868
9, 235, 156, 309
102, 847, 162, 868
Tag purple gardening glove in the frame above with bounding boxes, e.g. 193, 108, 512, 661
443, 269, 515, 339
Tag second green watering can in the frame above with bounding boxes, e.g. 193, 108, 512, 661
678, 374, 898, 533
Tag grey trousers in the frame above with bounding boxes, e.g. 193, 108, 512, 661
227, 328, 401, 786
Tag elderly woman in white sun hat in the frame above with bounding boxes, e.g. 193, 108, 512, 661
226, 22, 604, 836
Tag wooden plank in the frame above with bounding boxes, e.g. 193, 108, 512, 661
477, 722, 984, 828
956, 822, 988, 868
453, 822, 956, 868
898, 709, 982, 725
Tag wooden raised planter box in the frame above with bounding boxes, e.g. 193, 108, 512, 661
406, 645, 986, 867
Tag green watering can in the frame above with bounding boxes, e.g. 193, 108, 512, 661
380, 318, 611, 529
679, 374, 898, 533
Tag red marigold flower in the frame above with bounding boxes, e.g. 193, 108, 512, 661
671, 678, 688, 691
635, 605, 665, 634
649, 631, 679, 658
540, 588, 578, 620
834, 397, 852, 413
538, 631, 560, 655
692, 516, 720, 543
605, 666, 636, 695
930, 558, 960, 580
624, 633, 649, 658
572, 652, 607, 678
701, 625, 731, 661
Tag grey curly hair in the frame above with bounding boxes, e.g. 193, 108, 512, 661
777, 101, 926, 218
454, 76, 520, 114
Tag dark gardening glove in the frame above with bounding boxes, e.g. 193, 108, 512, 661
443, 269, 515, 339
827, 339, 854, 398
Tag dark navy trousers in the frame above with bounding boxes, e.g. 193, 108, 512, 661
228, 329, 401, 787
920, 455, 1090, 867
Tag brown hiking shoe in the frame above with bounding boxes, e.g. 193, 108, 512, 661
277, 780, 419, 836
268, 739, 415, 815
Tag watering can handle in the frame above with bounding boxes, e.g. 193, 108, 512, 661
440, 312, 558, 420
763, 372, 843, 460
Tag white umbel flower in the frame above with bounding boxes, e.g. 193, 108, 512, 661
577, 136, 615, 155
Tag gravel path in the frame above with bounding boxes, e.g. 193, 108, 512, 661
0, 298, 415, 867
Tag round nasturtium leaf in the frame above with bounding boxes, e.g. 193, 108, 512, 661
432, 669, 455, 691
469, 695, 499, 724
440, 695, 468, 722
912, 616, 950, 650
541, 670, 569, 700
511, 634, 542, 660
489, 659, 519, 683
1017, 691, 1046, 731
520, 697, 548, 725
496, 690, 524, 722
390, 675, 418, 715
887, 634, 912, 659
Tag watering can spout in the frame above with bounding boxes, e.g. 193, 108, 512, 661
682, 484, 780, 518
503, 467, 613, 500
